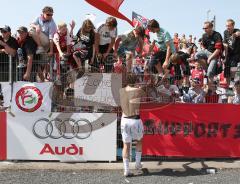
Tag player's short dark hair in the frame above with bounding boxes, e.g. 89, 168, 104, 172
204, 21, 213, 28
42, 6, 54, 13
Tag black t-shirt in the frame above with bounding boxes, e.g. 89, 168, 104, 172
224, 28, 240, 58
202, 31, 223, 53
76, 29, 95, 49
19, 35, 37, 60
0, 36, 19, 50
168, 51, 191, 76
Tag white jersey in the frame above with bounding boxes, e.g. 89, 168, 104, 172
97, 23, 117, 45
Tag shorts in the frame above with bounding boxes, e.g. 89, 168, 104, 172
149, 51, 166, 67
121, 116, 144, 143
148, 51, 166, 73
91, 44, 114, 72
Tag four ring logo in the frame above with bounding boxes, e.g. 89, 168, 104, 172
32, 118, 92, 139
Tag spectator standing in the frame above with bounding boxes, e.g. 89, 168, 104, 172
191, 61, 205, 87
173, 33, 180, 51
0, 25, 19, 81
17, 26, 37, 81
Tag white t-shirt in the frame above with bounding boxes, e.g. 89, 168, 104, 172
53, 30, 71, 46
53, 32, 72, 46
97, 23, 117, 45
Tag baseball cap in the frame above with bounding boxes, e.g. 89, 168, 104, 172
0, 25, 11, 32
17, 26, 28, 33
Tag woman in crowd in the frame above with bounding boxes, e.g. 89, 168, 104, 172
73, 19, 95, 70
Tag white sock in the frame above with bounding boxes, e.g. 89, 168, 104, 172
135, 151, 142, 165
123, 158, 129, 173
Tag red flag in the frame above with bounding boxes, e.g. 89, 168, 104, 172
85, 0, 133, 26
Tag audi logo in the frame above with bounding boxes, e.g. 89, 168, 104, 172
32, 118, 92, 139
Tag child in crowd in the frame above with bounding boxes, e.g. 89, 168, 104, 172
114, 26, 145, 73
53, 21, 75, 81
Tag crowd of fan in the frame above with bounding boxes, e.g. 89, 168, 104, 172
1, 6, 240, 105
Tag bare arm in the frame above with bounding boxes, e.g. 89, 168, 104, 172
114, 37, 121, 54
53, 39, 63, 56
69, 20, 75, 38
94, 33, 100, 56
106, 37, 115, 54
49, 40, 54, 55
25, 55, 33, 76
0, 41, 16, 56
162, 41, 171, 70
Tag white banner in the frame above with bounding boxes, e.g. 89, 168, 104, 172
74, 73, 121, 106
0, 82, 11, 108
7, 113, 117, 161
11, 82, 52, 113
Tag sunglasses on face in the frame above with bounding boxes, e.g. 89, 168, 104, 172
202, 27, 209, 30
46, 13, 53, 17
0, 30, 7, 34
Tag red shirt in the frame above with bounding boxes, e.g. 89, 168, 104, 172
219, 72, 228, 89
191, 68, 204, 86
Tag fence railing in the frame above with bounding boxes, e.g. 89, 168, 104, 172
1, 53, 240, 161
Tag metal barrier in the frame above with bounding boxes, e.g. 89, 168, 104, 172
0, 53, 13, 82
16, 54, 54, 82
1, 52, 239, 162
0, 53, 54, 82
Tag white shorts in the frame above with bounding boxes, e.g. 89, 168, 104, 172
121, 116, 144, 143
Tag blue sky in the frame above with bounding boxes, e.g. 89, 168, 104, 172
0, 0, 240, 39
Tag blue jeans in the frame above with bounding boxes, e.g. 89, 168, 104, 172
196, 50, 217, 78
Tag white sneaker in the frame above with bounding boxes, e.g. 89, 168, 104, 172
36, 46, 45, 54
135, 163, 143, 170
124, 171, 134, 177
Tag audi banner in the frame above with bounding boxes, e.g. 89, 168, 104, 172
0, 112, 6, 160
74, 73, 121, 107
7, 113, 117, 161
11, 82, 52, 114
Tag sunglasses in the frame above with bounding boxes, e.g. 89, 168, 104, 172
0, 30, 7, 33
202, 27, 209, 30
46, 13, 53, 17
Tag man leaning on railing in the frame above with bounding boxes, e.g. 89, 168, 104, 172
0, 25, 19, 82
